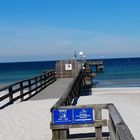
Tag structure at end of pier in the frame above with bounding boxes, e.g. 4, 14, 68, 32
88, 60, 104, 72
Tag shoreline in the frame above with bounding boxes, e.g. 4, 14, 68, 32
0, 84, 8, 89
0, 83, 15, 89
93, 79, 140, 88
1, 82, 140, 89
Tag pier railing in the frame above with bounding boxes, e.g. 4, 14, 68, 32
50, 69, 90, 139
108, 104, 135, 140
50, 68, 134, 139
50, 103, 135, 140
0, 70, 56, 109
51, 69, 86, 109
88, 60, 104, 72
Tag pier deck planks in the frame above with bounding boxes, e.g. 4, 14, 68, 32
29, 78, 73, 100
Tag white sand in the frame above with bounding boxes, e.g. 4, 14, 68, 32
0, 99, 58, 140
70, 87, 140, 139
0, 87, 140, 140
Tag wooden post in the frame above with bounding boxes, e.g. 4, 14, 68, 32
108, 114, 116, 140
61, 60, 63, 78
44, 73, 47, 86
52, 130, 60, 140
28, 80, 31, 97
59, 129, 69, 139
95, 109, 102, 140
9, 86, 13, 104
20, 82, 24, 101
35, 77, 38, 92
51, 112, 60, 140
39, 76, 42, 90
52, 129, 69, 140
42, 75, 45, 87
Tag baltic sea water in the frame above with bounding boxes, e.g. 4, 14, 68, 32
93, 57, 140, 87
0, 58, 140, 87
0, 61, 57, 85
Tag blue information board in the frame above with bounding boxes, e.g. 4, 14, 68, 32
53, 108, 94, 125
73, 108, 94, 124
53, 109, 73, 125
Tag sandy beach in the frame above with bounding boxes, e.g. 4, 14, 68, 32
0, 87, 140, 140
71, 87, 140, 139
0, 98, 58, 140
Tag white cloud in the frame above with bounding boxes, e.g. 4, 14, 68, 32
0, 23, 140, 62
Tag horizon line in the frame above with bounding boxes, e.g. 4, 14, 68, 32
0, 56, 140, 63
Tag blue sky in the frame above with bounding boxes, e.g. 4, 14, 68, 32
0, 0, 140, 62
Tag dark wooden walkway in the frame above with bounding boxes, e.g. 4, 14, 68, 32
29, 78, 73, 100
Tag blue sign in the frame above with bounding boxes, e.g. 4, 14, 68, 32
53, 109, 73, 125
73, 108, 94, 124
53, 108, 94, 125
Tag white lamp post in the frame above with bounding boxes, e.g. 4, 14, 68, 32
79, 51, 84, 56
83, 54, 86, 61
79, 51, 84, 68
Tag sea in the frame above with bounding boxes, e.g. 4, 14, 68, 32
0, 57, 140, 88
92, 57, 140, 87
0, 61, 57, 85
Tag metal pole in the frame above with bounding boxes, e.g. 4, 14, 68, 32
61, 60, 62, 78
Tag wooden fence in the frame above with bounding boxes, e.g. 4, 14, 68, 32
51, 69, 86, 108
0, 70, 56, 109
50, 69, 134, 140
50, 104, 135, 140
108, 104, 135, 140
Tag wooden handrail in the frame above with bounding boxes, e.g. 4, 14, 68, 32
0, 70, 56, 109
107, 104, 135, 140
51, 69, 86, 111
50, 103, 135, 140
50, 66, 134, 140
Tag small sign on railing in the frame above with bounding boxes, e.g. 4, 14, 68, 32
53, 108, 94, 125
53, 109, 73, 125
65, 64, 72, 70
73, 108, 94, 124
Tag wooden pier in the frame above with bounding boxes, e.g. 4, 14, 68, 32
0, 70, 56, 109
88, 60, 104, 72
30, 78, 73, 100
49, 67, 134, 140
0, 60, 135, 140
